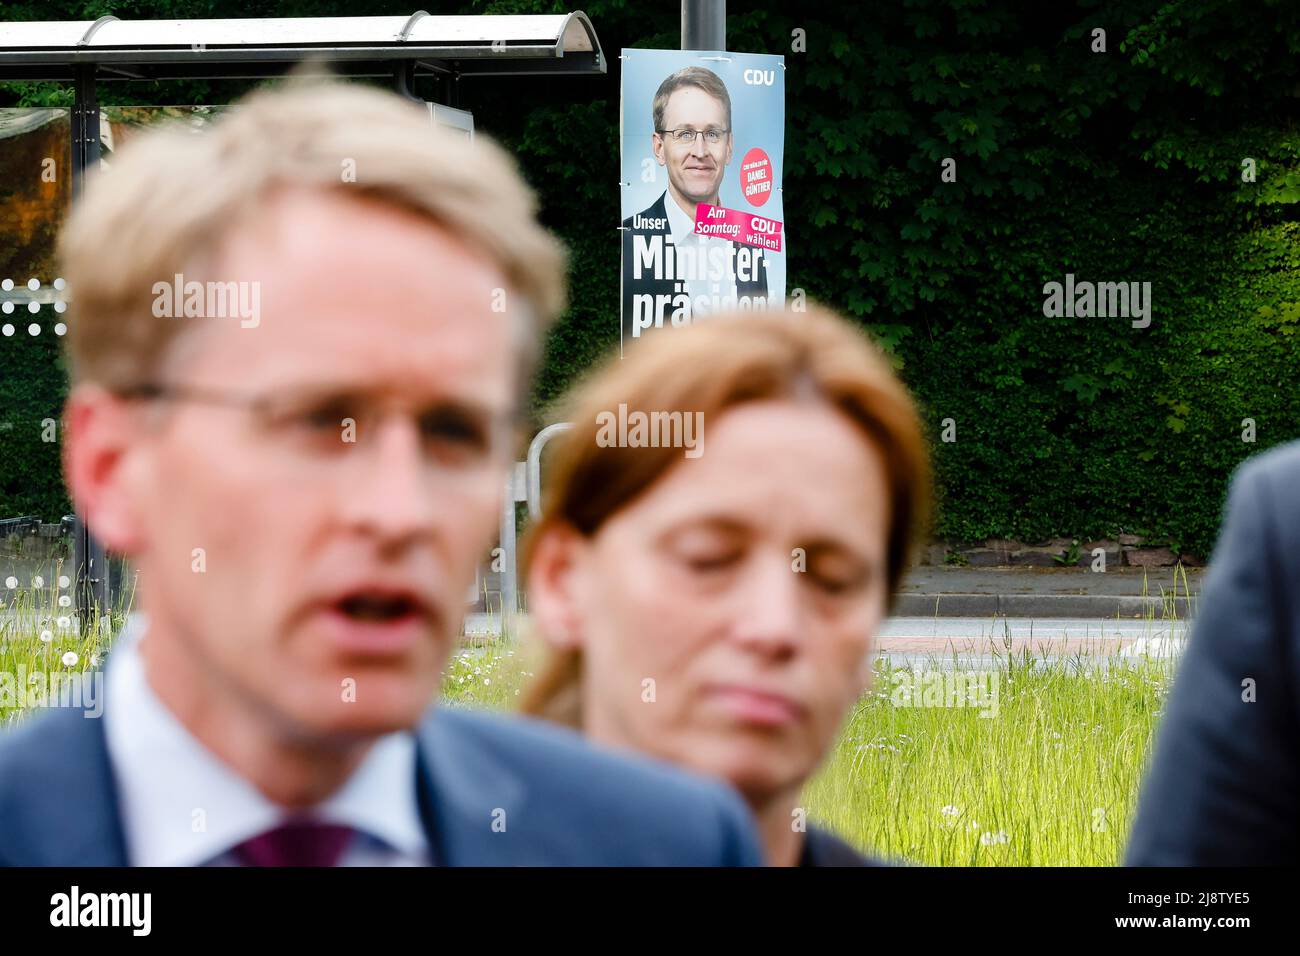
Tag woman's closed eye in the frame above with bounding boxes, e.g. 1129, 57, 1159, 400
807, 552, 872, 595
666, 526, 746, 573
679, 547, 743, 572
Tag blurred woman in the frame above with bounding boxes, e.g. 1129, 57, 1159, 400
520, 304, 930, 865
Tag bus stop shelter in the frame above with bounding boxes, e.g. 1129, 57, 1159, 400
0, 12, 606, 621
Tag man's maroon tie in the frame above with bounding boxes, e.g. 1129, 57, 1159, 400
232, 820, 355, 867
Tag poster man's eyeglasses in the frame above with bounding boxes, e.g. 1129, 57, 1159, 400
658, 127, 729, 146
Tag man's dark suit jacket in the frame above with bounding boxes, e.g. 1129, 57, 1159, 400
801, 825, 881, 867
0, 703, 763, 866
1126, 442, 1300, 865
621, 190, 770, 337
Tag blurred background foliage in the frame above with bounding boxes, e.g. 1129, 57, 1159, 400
2, 0, 1299, 556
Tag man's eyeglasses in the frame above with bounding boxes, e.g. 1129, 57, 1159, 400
658, 127, 729, 146
117, 382, 518, 482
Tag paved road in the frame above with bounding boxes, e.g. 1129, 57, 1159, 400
875, 615, 1187, 669
461, 612, 1189, 664
4, 608, 1189, 671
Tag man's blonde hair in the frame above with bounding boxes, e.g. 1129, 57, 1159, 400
651, 66, 731, 133
58, 70, 567, 388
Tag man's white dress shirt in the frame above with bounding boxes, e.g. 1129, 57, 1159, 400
103, 614, 431, 866
663, 191, 739, 315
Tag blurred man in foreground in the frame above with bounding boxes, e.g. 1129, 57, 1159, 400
0, 72, 761, 866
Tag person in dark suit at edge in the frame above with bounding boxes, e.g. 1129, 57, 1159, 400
1126, 443, 1300, 865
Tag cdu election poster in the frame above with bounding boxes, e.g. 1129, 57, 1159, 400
620, 48, 786, 349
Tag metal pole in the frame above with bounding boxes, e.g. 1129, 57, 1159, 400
682, 0, 726, 51
498, 462, 526, 639
526, 422, 573, 521
70, 64, 110, 626
392, 61, 421, 103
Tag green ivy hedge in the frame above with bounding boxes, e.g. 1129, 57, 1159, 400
3, 0, 1299, 557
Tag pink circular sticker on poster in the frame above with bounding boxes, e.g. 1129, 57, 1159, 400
740, 147, 774, 207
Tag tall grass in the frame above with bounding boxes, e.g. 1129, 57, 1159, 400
441, 636, 1175, 866
440, 641, 543, 711
0, 559, 128, 726
802, 652, 1171, 866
